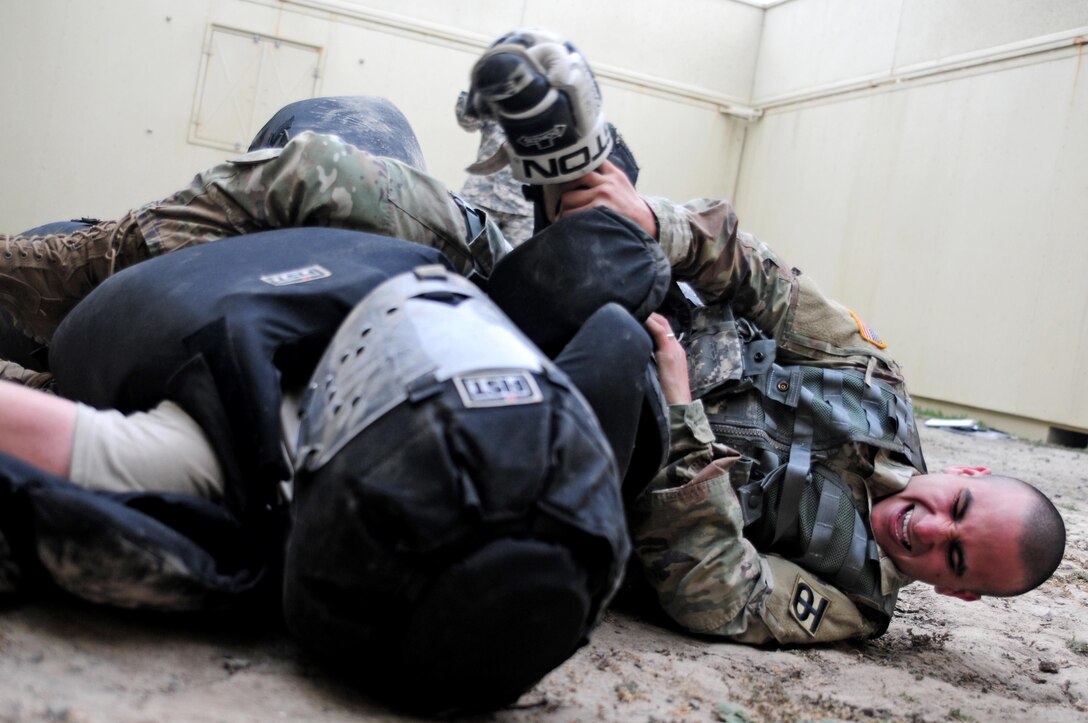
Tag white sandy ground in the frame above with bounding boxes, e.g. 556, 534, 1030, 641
0, 424, 1085, 723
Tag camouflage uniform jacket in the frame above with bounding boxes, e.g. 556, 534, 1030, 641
132, 131, 512, 282
631, 196, 918, 645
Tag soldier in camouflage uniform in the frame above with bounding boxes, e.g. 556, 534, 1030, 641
0, 130, 510, 350
629, 196, 1065, 644
629, 203, 920, 643
453, 29, 1056, 643
0, 29, 1065, 647
455, 91, 535, 246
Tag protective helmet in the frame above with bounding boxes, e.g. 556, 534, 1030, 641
282, 266, 628, 712
249, 95, 427, 171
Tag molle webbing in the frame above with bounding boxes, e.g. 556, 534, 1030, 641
739, 461, 889, 618
708, 364, 918, 626
681, 302, 920, 624
710, 364, 923, 469
714, 361, 917, 623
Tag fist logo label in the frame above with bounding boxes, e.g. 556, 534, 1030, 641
260, 265, 331, 286
518, 125, 568, 150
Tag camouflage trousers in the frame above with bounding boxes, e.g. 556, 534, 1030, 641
0, 132, 511, 382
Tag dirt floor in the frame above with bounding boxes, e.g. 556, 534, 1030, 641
1, 424, 1086, 723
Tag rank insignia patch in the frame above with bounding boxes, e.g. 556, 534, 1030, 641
790, 575, 830, 636
454, 371, 542, 408
260, 265, 331, 286
849, 310, 888, 349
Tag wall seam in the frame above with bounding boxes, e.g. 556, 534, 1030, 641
756, 27, 1088, 111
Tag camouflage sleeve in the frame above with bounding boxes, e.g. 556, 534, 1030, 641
644, 195, 907, 379
643, 196, 796, 338
135, 132, 509, 279
631, 401, 883, 644
630, 401, 771, 637
744, 555, 884, 645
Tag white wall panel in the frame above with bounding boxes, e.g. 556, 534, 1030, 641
737, 50, 1088, 432
301, 0, 764, 99
894, 0, 1088, 67
190, 28, 323, 152
752, 0, 903, 100
0, 0, 227, 226
0, 0, 752, 232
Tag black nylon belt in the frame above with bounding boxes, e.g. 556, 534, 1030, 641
772, 376, 813, 546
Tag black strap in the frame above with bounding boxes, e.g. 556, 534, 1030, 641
800, 482, 841, 564
450, 192, 491, 280
861, 380, 885, 437
772, 381, 813, 545
833, 509, 871, 591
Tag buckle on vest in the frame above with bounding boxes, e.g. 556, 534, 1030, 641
737, 463, 786, 528
737, 483, 764, 527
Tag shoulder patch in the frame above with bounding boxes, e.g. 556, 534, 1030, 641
848, 310, 887, 349
789, 574, 830, 636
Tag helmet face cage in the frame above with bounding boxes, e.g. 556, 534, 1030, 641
282, 268, 629, 712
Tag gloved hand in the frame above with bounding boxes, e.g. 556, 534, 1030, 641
467, 28, 612, 184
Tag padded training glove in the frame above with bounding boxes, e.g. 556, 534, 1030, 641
467, 29, 613, 185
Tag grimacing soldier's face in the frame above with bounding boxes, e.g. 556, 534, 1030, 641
870, 467, 1032, 600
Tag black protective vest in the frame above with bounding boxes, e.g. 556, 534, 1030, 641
678, 295, 927, 629
488, 206, 672, 499
51, 229, 449, 522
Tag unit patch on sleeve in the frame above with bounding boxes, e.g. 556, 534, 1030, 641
789, 574, 830, 636
848, 310, 888, 349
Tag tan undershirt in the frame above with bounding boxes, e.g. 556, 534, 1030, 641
69, 400, 225, 501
